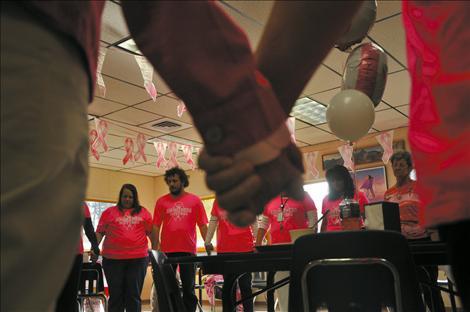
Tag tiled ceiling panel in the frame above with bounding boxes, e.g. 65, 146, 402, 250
88, 97, 126, 116
104, 107, 162, 126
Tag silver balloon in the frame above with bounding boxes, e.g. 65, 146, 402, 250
336, 0, 377, 51
326, 89, 375, 142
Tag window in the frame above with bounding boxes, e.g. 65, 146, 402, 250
82, 200, 114, 250
303, 181, 329, 224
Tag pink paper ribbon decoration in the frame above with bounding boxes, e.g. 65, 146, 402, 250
134, 133, 148, 163
181, 144, 195, 169
204, 275, 224, 306
166, 142, 179, 169
96, 46, 107, 97
134, 55, 157, 101
376, 130, 394, 164
305, 151, 320, 179
286, 117, 296, 143
89, 129, 100, 161
177, 100, 187, 118
122, 137, 134, 165
338, 143, 355, 170
153, 141, 167, 168
93, 119, 109, 152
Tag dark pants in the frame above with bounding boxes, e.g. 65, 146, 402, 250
166, 252, 198, 312
56, 254, 83, 312
222, 272, 253, 312
410, 238, 446, 312
440, 221, 470, 312
102, 257, 148, 312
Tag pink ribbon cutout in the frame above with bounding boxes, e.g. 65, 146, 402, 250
177, 100, 187, 118
338, 143, 355, 171
96, 46, 107, 97
204, 275, 224, 306
181, 144, 195, 169
89, 129, 100, 161
134, 55, 157, 101
286, 117, 296, 143
166, 142, 179, 169
133, 133, 148, 163
376, 130, 394, 164
93, 119, 109, 152
122, 137, 134, 165
153, 141, 167, 168
305, 151, 320, 179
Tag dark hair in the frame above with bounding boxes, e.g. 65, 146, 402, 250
117, 183, 142, 215
326, 165, 356, 200
164, 167, 189, 187
390, 150, 413, 167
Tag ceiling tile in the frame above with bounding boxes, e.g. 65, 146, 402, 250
219, 2, 264, 47
120, 168, 160, 177
373, 109, 409, 131
101, 134, 125, 149
302, 66, 342, 96
101, 1, 129, 44
135, 96, 194, 124
126, 164, 167, 175
369, 15, 407, 67
295, 127, 337, 145
295, 140, 308, 147
96, 74, 151, 105
222, 1, 274, 26
310, 88, 340, 105
169, 128, 204, 144
104, 107, 162, 126
89, 162, 122, 171
382, 70, 411, 107
396, 104, 409, 116
88, 97, 126, 116
294, 119, 310, 130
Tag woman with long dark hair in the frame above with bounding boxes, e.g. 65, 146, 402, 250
96, 184, 152, 312
320, 165, 368, 232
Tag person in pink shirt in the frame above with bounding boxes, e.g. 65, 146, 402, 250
152, 167, 208, 312
255, 192, 317, 312
56, 202, 100, 312
204, 200, 254, 312
320, 165, 369, 233
96, 184, 153, 312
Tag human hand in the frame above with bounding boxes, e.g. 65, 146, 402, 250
199, 143, 304, 227
90, 249, 99, 263
205, 243, 214, 255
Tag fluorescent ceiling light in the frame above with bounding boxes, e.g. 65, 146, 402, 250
117, 38, 142, 55
291, 97, 327, 125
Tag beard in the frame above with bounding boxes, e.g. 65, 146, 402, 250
170, 187, 182, 196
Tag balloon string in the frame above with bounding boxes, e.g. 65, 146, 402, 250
349, 141, 358, 197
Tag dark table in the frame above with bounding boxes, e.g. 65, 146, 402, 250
165, 240, 448, 312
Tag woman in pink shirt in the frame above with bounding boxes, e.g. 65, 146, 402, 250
96, 184, 153, 312
205, 200, 254, 312
320, 165, 368, 232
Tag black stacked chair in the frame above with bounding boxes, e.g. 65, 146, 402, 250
289, 230, 426, 312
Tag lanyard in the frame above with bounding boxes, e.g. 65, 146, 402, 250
278, 194, 289, 230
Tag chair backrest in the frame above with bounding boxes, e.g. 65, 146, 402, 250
289, 230, 426, 312
149, 250, 187, 312
79, 262, 105, 295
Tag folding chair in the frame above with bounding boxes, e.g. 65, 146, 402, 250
77, 262, 107, 312
289, 230, 426, 312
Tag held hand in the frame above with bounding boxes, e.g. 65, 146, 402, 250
205, 243, 214, 255
90, 250, 99, 263
199, 143, 304, 227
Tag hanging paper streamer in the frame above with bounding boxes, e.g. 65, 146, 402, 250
338, 143, 355, 170
376, 130, 394, 164
181, 144, 195, 169
204, 275, 224, 306
96, 46, 107, 97
134, 133, 148, 163
89, 129, 100, 161
166, 142, 179, 169
177, 100, 187, 118
305, 151, 320, 179
93, 119, 109, 152
134, 55, 157, 101
286, 117, 296, 143
153, 141, 168, 168
122, 137, 134, 165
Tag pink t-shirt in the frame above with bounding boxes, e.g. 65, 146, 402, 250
96, 206, 152, 259
263, 193, 317, 244
153, 193, 208, 254
78, 203, 91, 255
211, 201, 253, 253
321, 192, 368, 232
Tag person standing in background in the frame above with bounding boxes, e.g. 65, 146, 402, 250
205, 200, 254, 312
255, 192, 317, 312
320, 165, 369, 233
96, 184, 153, 312
385, 151, 445, 312
152, 167, 208, 312
56, 202, 100, 312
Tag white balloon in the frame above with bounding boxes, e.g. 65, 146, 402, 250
326, 89, 375, 142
